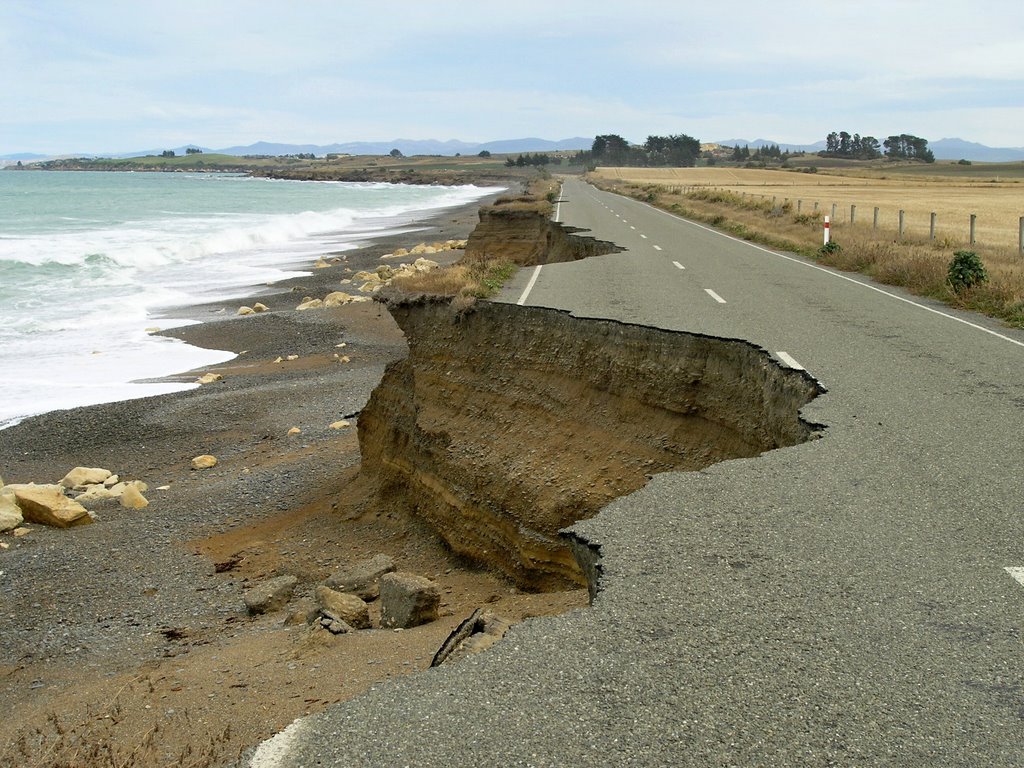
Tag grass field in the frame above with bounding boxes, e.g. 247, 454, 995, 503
592, 166, 1024, 250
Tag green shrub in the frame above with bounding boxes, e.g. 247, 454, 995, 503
818, 241, 842, 256
947, 250, 988, 291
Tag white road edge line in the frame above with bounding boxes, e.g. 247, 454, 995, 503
672, 261, 685, 270
776, 351, 805, 370
518, 265, 543, 306
639, 198, 1024, 350
705, 288, 727, 304
1005, 567, 1024, 587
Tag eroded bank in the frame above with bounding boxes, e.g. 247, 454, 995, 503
357, 209, 825, 593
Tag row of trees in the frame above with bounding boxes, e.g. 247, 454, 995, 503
504, 153, 560, 167
730, 143, 790, 161
573, 133, 701, 168
820, 131, 934, 162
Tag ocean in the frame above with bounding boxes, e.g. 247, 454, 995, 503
0, 170, 500, 429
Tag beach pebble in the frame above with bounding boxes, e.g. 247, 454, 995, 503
328, 420, 351, 430
237, 306, 255, 316
273, 356, 283, 364
252, 302, 268, 313
196, 373, 223, 385
296, 298, 323, 311
191, 455, 218, 470
286, 354, 299, 361
287, 427, 301, 436
313, 257, 331, 269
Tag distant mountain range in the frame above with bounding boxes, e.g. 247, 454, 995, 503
712, 137, 1024, 163
4, 135, 1024, 164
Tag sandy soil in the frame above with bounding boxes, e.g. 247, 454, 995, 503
0, 192, 587, 766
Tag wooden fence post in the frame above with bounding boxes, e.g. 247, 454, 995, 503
930, 212, 936, 241
850, 204, 856, 224
970, 214, 977, 245
1019, 216, 1023, 255
873, 207, 879, 230
899, 210, 905, 239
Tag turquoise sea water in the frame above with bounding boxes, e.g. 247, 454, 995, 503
0, 171, 500, 428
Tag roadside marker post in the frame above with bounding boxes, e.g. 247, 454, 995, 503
823, 216, 831, 246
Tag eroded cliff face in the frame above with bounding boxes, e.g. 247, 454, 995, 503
358, 298, 824, 591
463, 203, 623, 266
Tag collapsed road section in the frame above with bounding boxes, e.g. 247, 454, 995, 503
357, 296, 825, 594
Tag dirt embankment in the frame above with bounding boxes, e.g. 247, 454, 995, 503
464, 199, 623, 266
358, 216, 824, 592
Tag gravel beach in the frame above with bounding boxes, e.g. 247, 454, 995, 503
0, 187, 586, 765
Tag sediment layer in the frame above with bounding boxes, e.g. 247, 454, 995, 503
358, 298, 824, 590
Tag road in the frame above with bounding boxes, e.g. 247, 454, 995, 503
253, 176, 1024, 766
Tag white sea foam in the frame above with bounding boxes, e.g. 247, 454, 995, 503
0, 173, 502, 428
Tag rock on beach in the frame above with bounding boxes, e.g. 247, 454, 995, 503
4, 483, 93, 528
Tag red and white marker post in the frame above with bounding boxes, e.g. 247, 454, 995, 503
823, 215, 831, 246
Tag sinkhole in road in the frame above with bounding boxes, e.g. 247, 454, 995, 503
356, 296, 826, 595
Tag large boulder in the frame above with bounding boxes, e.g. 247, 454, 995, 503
5, 484, 92, 528
244, 575, 298, 615
0, 487, 23, 532
58, 467, 112, 490
325, 554, 396, 600
315, 586, 371, 629
379, 572, 441, 629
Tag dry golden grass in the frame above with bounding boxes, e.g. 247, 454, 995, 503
590, 175, 1024, 327
592, 167, 1024, 250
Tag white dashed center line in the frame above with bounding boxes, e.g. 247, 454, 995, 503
640, 234, 648, 239
1005, 567, 1024, 588
653, 245, 663, 251
672, 261, 685, 270
704, 289, 727, 304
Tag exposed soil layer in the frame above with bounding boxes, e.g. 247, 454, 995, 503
358, 297, 825, 591
464, 202, 624, 266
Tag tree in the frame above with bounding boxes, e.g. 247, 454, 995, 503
389, 148, 404, 158
160, 150, 175, 158
185, 147, 202, 155
478, 150, 491, 158
883, 134, 934, 163
591, 134, 630, 164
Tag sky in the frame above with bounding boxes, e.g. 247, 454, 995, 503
2, 0, 1022, 155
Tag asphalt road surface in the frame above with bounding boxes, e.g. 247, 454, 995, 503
251, 177, 1024, 767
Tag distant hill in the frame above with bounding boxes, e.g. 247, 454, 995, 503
209, 137, 593, 158
713, 138, 826, 153
929, 138, 1024, 163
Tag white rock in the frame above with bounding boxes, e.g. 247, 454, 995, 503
328, 420, 351, 430
237, 306, 255, 316
120, 484, 149, 509
323, 291, 355, 307
196, 373, 223, 385
296, 298, 323, 311
4, 483, 92, 528
191, 455, 218, 470
0, 488, 23, 532
59, 467, 112, 490
252, 302, 269, 313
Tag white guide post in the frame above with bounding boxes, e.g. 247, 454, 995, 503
823, 215, 831, 246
